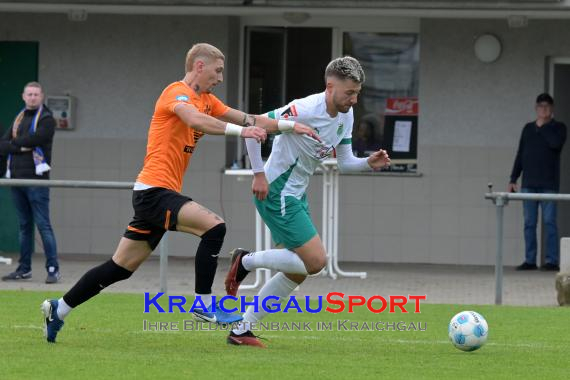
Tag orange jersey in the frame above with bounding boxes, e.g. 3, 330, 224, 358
137, 81, 229, 192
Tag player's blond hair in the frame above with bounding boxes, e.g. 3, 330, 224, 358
325, 56, 365, 84
185, 43, 225, 72
23, 81, 43, 93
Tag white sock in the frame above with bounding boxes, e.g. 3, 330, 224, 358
195, 293, 213, 310
242, 249, 308, 275
232, 272, 299, 335
57, 298, 72, 320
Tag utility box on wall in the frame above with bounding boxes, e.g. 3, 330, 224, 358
46, 95, 75, 130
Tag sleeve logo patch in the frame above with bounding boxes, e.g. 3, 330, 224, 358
280, 104, 298, 119
337, 123, 344, 136
176, 95, 189, 102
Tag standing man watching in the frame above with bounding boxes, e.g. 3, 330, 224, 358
509, 93, 567, 271
0, 82, 60, 283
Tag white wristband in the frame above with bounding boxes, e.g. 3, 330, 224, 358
225, 123, 244, 136
277, 120, 295, 132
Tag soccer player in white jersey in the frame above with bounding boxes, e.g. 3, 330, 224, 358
224, 56, 391, 347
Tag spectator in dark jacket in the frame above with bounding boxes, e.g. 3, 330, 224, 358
509, 93, 567, 271
0, 81, 60, 283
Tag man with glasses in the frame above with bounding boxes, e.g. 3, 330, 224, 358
509, 93, 567, 271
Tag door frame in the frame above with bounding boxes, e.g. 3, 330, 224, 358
0, 41, 39, 253
546, 56, 570, 264
233, 15, 419, 165
548, 57, 570, 94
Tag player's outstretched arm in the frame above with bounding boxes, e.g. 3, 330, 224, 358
336, 144, 391, 173
174, 104, 267, 142
220, 108, 320, 141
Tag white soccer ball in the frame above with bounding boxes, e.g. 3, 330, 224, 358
448, 310, 489, 352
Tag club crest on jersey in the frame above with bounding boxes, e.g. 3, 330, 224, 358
337, 123, 344, 136
280, 104, 298, 119
176, 95, 189, 102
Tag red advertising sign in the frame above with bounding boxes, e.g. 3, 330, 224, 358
385, 98, 419, 116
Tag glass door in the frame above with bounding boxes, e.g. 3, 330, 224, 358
242, 26, 332, 163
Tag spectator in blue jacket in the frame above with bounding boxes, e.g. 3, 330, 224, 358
0, 82, 60, 283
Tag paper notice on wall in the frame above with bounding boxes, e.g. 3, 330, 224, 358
392, 121, 412, 152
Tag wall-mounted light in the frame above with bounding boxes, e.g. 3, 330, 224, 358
507, 15, 528, 29
282, 12, 311, 24
68, 9, 88, 22
473, 34, 502, 63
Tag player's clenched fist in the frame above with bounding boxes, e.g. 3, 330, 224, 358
367, 149, 391, 170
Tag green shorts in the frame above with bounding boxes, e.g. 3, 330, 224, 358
254, 181, 317, 250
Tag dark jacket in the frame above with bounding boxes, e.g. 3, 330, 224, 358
510, 119, 567, 191
0, 106, 55, 179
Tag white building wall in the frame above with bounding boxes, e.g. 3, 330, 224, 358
2, 13, 569, 266
0, 12, 234, 258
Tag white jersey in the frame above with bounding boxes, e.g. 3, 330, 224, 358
265, 92, 353, 199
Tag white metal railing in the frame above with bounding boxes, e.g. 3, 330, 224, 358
320, 159, 367, 279
0, 166, 370, 293
0, 178, 169, 293
225, 158, 367, 290
485, 183, 570, 305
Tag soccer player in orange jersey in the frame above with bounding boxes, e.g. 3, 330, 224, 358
40, 43, 319, 343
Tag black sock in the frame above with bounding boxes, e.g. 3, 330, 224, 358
63, 259, 133, 308
236, 253, 250, 282
195, 223, 226, 295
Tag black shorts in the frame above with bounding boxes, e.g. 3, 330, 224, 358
123, 187, 192, 250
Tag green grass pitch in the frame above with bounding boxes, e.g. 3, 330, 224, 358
1, 290, 569, 379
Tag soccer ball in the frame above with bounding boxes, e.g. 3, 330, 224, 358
448, 311, 488, 352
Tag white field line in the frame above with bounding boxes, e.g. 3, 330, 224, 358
6, 324, 560, 349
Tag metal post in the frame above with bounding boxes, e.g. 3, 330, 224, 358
484, 189, 570, 305
239, 210, 264, 290
494, 196, 505, 305
256, 210, 262, 252
321, 165, 332, 277
159, 232, 168, 293
263, 224, 272, 283
330, 165, 367, 279
326, 166, 337, 279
